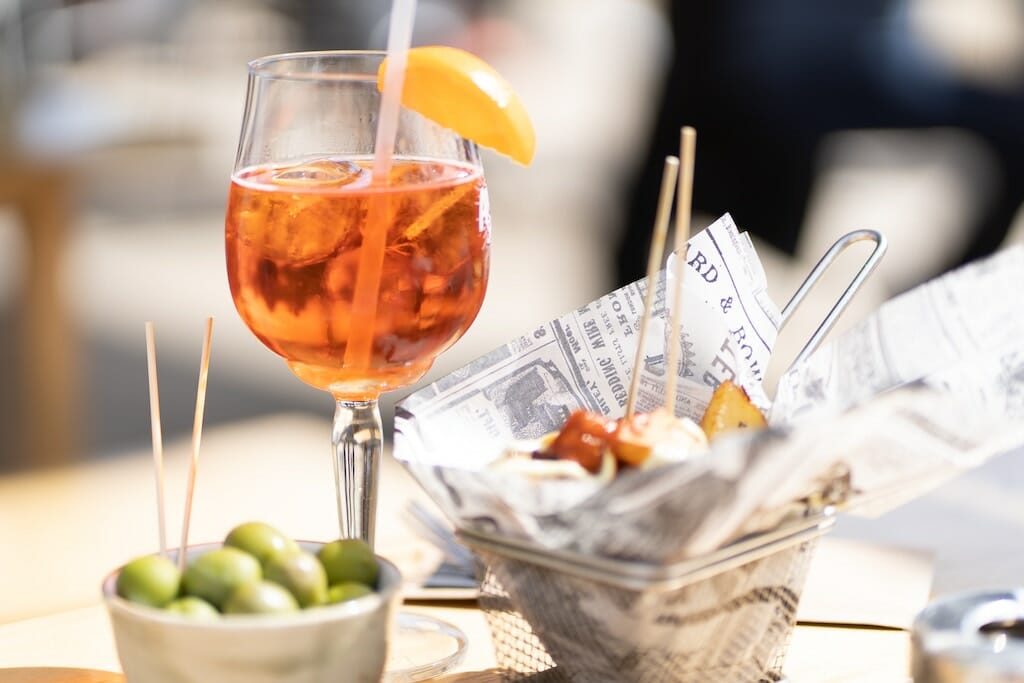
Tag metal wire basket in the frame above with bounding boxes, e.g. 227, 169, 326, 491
462, 511, 833, 683
455, 231, 886, 682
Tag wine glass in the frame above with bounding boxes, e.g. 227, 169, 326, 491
225, 51, 489, 546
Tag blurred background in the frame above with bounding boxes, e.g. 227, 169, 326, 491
2, 0, 1024, 589
0, 0, 673, 471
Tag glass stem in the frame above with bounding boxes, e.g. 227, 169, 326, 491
331, 398, 382, 547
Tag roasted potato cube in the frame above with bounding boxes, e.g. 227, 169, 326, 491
699, 380, 767, 440
613, 408, 708, 467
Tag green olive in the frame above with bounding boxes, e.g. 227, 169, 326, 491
224, 522, 299, 565
318, 539, 379, 587
164, 596, 220, 620
264, 550, 328, 607
223, 580, 299, 615
182, 547, 261, 609
116, 554, 181, 608
326, 581, 374, 604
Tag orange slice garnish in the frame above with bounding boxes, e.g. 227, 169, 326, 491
378, 46, 536, 166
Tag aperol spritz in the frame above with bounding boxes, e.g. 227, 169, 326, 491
226, 51, 488, 544
226, 157, 488, 399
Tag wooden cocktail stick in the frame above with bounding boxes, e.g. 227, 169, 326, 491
664, 126, 697, 413
144, 322, 167, 559
626, 156, 679, 418
178, 317, 214, 574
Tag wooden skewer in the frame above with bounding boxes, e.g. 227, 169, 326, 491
178, 317, 214, 574
664, 126, 697, 413
626, 156, 679, 419
144, 322, 167, 559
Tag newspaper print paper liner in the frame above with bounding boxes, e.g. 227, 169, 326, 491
397, 215, 782, 565
395, 217, 1024, 565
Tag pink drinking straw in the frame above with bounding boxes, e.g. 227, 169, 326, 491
345, 0, 418, 370
373, 0, 417, 182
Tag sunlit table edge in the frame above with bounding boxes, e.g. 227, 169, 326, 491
0, 601, 911, 683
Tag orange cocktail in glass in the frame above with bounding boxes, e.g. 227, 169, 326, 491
225, 46, 531, 546
225, 50, 492, 544
226, 157, 489, 400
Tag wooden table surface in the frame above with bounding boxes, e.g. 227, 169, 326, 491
0, 602, 911, 683
0, 414, 915, 682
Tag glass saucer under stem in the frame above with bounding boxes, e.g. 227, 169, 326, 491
386, 611, 469, 682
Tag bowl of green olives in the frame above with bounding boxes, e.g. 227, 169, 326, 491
102, 522, 401, 683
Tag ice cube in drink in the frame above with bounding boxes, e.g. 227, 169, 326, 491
225, 157, 488, 399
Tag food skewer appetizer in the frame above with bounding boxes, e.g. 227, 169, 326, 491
493, 128, 767, 482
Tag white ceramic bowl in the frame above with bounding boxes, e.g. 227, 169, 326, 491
102, 542, 402, 683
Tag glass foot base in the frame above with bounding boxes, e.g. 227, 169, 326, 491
386, 611, 469, 682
